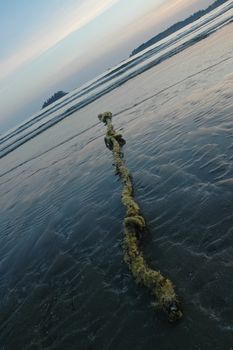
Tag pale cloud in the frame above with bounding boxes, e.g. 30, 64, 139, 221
99, 0, 213, 52
0, 0, 120, 81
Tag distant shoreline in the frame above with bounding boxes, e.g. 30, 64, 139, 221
130, 0, 228, 57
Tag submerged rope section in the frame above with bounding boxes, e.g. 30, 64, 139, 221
98, 112, 182, 322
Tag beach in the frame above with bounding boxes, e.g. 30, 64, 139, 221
0, 11, 233, 350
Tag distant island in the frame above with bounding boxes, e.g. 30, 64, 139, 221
42, 91, 68, 109
130, 0, 228, 56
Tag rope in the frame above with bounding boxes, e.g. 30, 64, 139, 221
98, 111, 182, 322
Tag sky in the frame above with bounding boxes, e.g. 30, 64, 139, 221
0, 0, 214, 132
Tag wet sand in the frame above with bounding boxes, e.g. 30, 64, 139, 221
0, 23, 233, 349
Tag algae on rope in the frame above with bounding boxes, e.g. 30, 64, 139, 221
98, 111, 182, 322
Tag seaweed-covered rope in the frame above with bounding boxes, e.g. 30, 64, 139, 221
98, 111, 182, 322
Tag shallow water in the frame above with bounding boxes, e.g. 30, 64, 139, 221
0, 20, 233, 350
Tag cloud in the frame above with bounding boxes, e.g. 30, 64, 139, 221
0, 0, 120, 81
101, 0, 214, 52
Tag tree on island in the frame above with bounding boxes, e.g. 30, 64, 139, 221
42, 91, 68, 109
